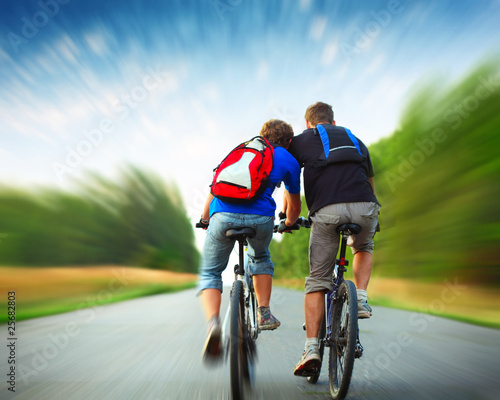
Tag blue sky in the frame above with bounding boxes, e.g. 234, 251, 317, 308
1, 0, 499, 223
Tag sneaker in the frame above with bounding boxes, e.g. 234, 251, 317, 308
257, 306, 281, 330
293, 345, 321, 376
202, 316, 222, 364
358, 300, 372, 319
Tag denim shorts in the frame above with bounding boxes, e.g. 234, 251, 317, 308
197, 212, 275, 294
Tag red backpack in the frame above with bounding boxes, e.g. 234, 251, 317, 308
210, 136, 275, 203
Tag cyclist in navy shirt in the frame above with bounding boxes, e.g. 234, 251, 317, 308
286, 102, 380, 377
198, 119, 301, 364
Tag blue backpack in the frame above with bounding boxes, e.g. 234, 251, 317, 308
312, 124, 366, 167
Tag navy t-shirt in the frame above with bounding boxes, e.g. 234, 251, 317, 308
289, 124, 379, 216
210, 146, 301, 217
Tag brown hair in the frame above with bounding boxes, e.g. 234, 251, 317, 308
259, 119, 294, 147
304, 101, 334, 125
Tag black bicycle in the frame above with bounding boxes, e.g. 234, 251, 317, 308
225, 226, 259, 400
197, 217, 312, 399
197, 220, 260, 400
306, 223, 364, 400
227, 218, 310, 399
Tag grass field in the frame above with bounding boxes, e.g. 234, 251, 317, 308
0, 266, 198, 323
275, 276, 500, 329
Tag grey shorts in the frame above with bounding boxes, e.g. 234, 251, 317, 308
305, 202, 380, 294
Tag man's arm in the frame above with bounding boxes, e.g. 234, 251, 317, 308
283, 190, 301, 227
368, 177, 376, 197
202, 193, 214, 222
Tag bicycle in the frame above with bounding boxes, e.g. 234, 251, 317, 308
196, 222, 259, 400
225, 226, 259, 400
198, 217, 310, 399
225, 218, 310, 399
305, 223, 364, 400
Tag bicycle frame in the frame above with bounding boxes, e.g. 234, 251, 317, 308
324, 228, 364, 357
222, 237, 259, 347
325, 229, 349, 344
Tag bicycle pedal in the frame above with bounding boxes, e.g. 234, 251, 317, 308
355, 342, 364, 358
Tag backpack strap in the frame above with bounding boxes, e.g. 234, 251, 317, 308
316, 124, 330, 159
343, 128, 362, 156
315, 125, 362, 156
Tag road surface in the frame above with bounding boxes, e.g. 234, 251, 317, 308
1, 287, 499, 399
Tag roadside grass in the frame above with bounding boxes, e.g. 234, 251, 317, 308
274, 276, 500, 330
0, 266, 197, 323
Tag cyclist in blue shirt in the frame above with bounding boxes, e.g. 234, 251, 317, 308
198, 119, 302, 364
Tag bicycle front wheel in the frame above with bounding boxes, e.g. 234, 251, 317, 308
329, 280, 358, 400
230, 280, 245, 400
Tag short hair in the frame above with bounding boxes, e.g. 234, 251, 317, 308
259, 119, 294, 147
305, 101, 334, 125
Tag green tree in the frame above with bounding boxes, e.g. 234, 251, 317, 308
270, 60, 500, 286
0, 166, 199, 272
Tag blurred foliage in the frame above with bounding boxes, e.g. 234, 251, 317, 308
0, 167, 199, 272
271, 60, 500, 286
269, 195, 311, 280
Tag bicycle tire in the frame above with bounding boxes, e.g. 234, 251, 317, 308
230, 280, 245, 400
307, 312, 326, 384
328, 280, 358, 400
242, 290, 257, 384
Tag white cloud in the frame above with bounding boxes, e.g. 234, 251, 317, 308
83, 27, 110, 56
201, 82, 220, 101
300, 0, 312, 11
309, 17, 327, 41
55, 34, 80, 64
366, 53, 385, 74
321, 41, 338, 66
256, 61, 269, 82
0, 47, 12, 63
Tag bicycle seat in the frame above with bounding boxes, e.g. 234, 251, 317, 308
226, 227, 256, 239
336, 223, 361, 235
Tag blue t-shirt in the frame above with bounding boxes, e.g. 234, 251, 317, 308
210, 146, 301, 217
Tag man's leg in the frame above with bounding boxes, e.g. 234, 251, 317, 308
348, 202, 380, 318
200, 287, 224, 364
201, 288, 222, 321
304, 291, 324, 338
353, 251, 372, 290
197, 213, 234, 363
293, 290, 324, 376
246, 215, 279, 330
253, 274, 272, 307
295, 209, 339, 376
253, 273, 281, 330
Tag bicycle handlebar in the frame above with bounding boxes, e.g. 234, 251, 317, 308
273, 216, 311, 233
195, 216, 311, 233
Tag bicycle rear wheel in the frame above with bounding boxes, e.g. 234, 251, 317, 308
329, 280, 358, 400
307, 313, 326, 384
230, 280, 245, 400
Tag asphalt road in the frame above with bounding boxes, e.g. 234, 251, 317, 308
1, 287, 500, 400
